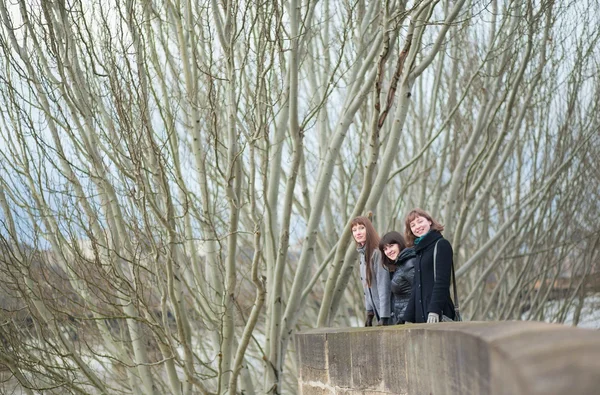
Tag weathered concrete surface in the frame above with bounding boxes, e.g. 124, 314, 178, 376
295, 321, 600, 395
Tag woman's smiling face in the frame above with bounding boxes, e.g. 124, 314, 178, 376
383, 243, 400, 261
409, 215, 432, 237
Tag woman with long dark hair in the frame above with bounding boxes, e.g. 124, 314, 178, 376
402, 208, 456, 324
379, 231, 416, 324
351, 216, 391, 326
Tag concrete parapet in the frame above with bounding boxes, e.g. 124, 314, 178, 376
295, 321, 600, 395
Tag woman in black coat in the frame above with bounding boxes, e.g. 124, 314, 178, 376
379, 231, 416, 324
402, 208, 456, 324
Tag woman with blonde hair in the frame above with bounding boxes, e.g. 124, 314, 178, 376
402, 208, 456, 324
351, 216, 391, 326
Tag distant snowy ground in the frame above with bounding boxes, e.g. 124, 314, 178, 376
522, 293, 600, 330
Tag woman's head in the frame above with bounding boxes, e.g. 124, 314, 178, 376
351, 216, 380, 287
379, 231, 407, 266
350, 216, 379, 248
404, 208, 444, 246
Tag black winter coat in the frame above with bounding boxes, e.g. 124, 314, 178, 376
389, 248, 416, 324
403, 231, 455, 323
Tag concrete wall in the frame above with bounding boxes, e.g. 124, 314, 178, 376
295, 321, 600, 395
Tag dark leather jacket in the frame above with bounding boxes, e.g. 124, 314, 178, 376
389, 248, 416, 324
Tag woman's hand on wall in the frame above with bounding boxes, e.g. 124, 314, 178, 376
365, 311, 375, 327
427, 313, 439, 323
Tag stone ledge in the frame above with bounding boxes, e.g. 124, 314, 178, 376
296, 321, 600, 395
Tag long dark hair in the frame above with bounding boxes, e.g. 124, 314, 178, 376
350, 216, 380, 287
378, 231, 407, 270
404, 208, 444, 246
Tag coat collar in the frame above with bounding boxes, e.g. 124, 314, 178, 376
396, 247, 416, 264
414, 230, 443, 252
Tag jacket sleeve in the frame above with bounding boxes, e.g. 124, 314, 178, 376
364, 288, 374, 313
428, 238, 453, 316
403, 280, 416, 323
397, 258, 415, 294
373, 250, 391, 318
361, 255, 374, 313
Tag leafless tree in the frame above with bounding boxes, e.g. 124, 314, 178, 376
1, 0, 599, 394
